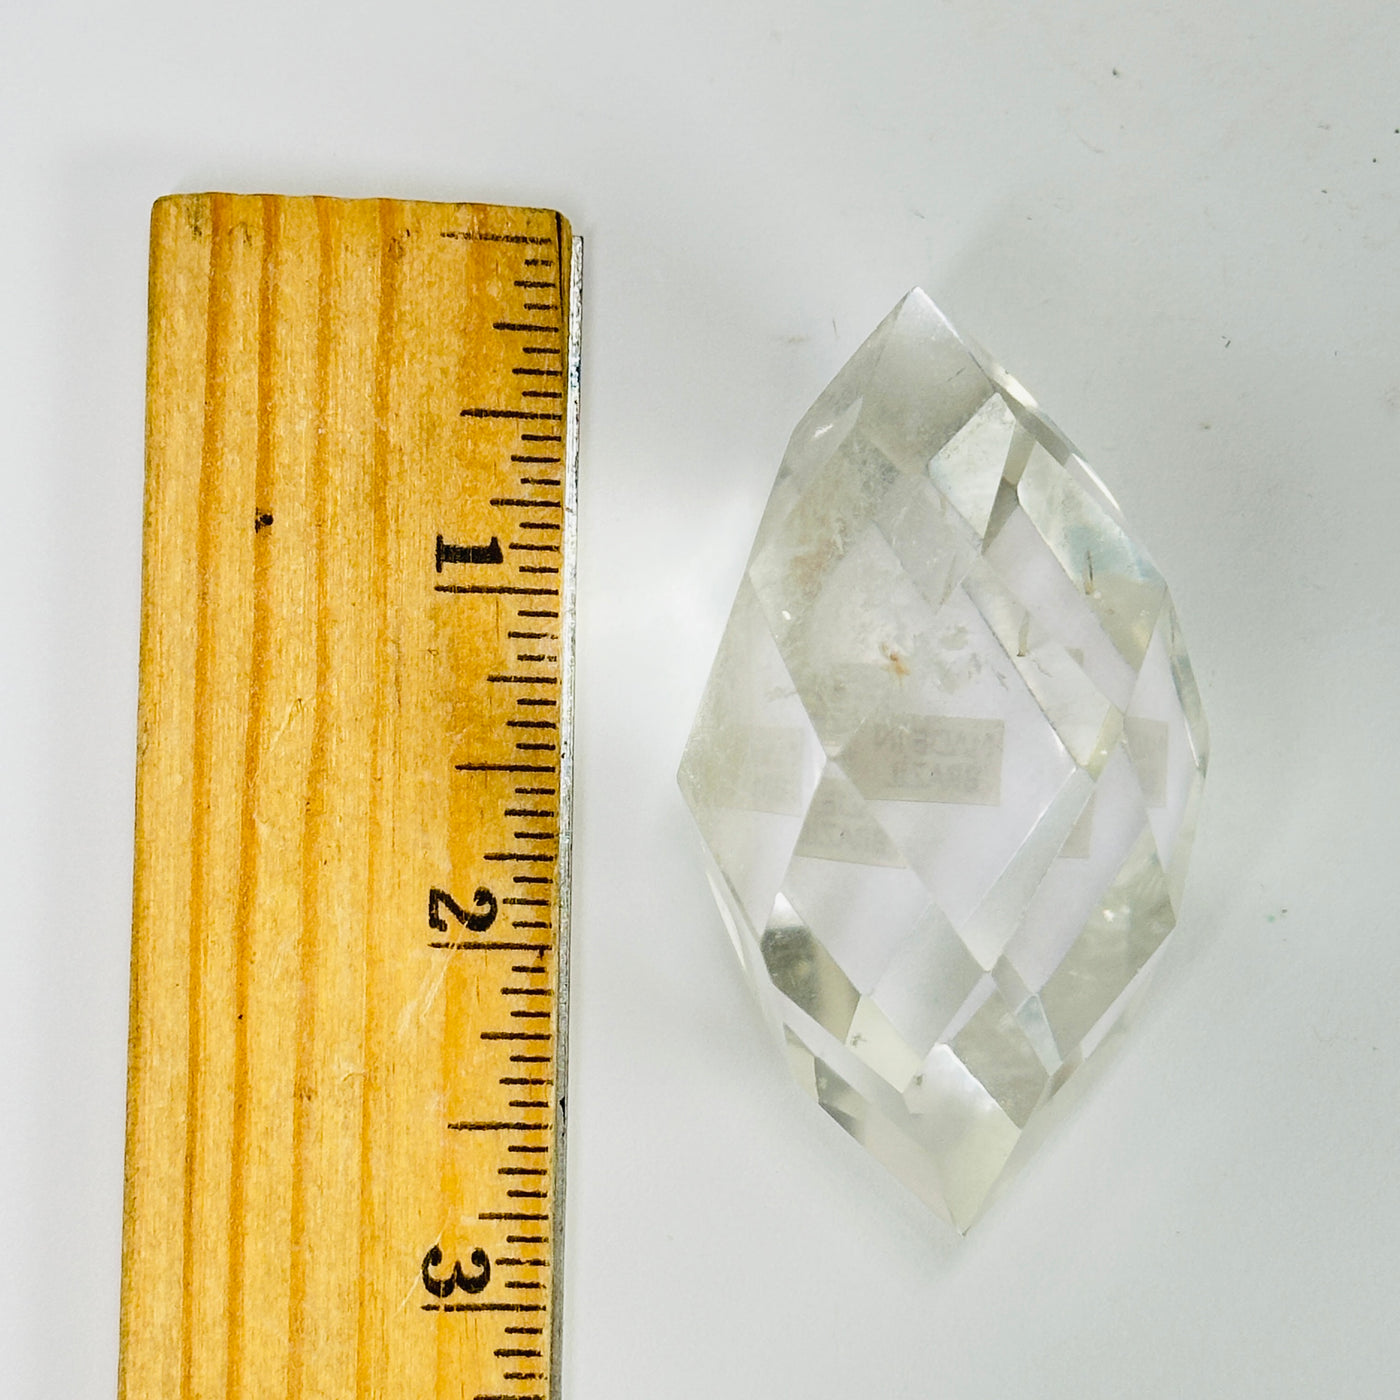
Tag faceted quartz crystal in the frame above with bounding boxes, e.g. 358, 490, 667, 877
679, 292, 1208, 1231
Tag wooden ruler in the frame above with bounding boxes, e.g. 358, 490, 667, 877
119, 194, 580, 1400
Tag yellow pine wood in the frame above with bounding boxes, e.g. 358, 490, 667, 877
121, 193, 573, 1400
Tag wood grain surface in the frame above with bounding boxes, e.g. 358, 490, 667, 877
120, 193, 576, 1400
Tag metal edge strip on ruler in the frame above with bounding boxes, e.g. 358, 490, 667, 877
548, 234, 583, 1400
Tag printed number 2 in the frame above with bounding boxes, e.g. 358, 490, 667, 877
428, 886, 498, 933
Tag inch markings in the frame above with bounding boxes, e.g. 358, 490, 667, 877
428, 215, 577, 1400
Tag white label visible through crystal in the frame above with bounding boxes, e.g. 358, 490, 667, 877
844, 716, 1004, 804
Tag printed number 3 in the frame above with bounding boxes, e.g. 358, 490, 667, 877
421, 1244, 490, 1298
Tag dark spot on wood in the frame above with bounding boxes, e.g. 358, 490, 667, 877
255, 512, 274, 532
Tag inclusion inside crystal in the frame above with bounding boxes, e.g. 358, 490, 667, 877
679, 291, 1207, 1232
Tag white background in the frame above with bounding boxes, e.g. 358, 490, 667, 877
4, 2, 1400, 1395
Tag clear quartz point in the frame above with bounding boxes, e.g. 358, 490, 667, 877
679, 291, 1208, 1231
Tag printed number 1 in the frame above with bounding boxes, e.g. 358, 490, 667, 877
436, 534, 502, 570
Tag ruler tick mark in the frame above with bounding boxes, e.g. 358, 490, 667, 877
424, 1303, 544, 1317
461, 406, 562, 421
439, 230, 552, 244
434, 584, 559, 596
430, 940, 548, 952
450, 1120, 549, 1131
457, 762, 556, 773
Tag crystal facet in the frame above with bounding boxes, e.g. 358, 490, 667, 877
679, 291, 1208, 1231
